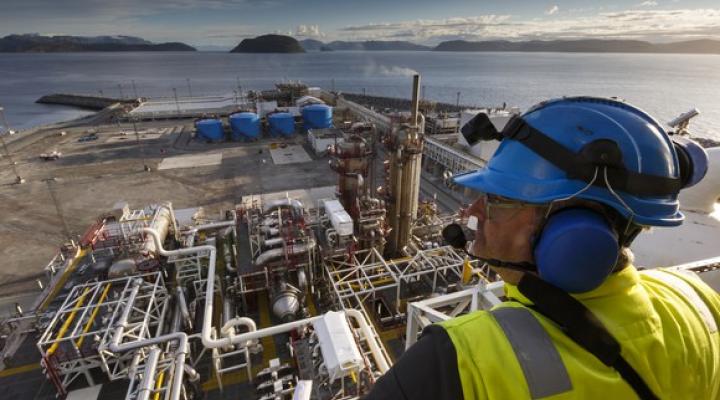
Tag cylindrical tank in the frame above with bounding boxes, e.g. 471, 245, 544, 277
302, 104, 333, 130
268, 113, 295, 137
195, 119, 224, 141
108, 259, 137, 278
229, 112, 260, 141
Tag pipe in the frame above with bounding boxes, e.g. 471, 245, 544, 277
263, 237, 285, 248
75, 283, 111, 348
221, 317, 257, 347
137, 347, 161, 400
176, 287, 193, 331
254, 238, 316, 266
107, 277, 189, 400
47, 286, 92, 356
144, 227, 319, 351
153, 371, 165, 400
183, 364, 200, 382
263, 198, 304, 215
182, 220, 235, 235
144, 204, 175, 255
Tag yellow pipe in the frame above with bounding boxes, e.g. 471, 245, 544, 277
40, 248, 86, 311
47, 286, 92, 356
154, 371, 165, 400
75, 283, 112, 348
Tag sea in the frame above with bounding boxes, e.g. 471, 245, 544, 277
0, 51, 719, 140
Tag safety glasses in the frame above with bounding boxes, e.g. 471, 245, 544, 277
467, 193, 545, 229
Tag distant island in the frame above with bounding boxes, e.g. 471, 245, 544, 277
0, 34, 196, 52
231, 35, 305, 53
434, 39, 720, 54
300, 39, 430, 51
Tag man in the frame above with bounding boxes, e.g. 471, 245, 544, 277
365, 97, 719, 399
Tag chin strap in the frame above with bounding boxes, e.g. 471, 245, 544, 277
514, 274, 659, 400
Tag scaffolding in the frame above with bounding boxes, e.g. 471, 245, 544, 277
37, 272, 168, 395
323, 245, 480, 318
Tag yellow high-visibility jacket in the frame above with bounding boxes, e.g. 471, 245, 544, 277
440, 266, 720, 399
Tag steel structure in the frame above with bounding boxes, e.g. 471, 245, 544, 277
37, 272, 168, 395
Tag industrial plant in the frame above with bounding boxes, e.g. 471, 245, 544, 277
0, 76, 718, 400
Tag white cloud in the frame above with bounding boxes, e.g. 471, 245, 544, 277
640, 1, 659, 6
295, 24, 324, 38
546, 5, 560, 16
337, 8, 720, 43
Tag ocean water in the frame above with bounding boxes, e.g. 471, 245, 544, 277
0, 51, 719, 139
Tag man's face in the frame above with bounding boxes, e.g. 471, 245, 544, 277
466, 194, 544, 264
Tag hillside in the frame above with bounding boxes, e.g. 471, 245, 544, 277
433, 39, 720, 54
231, 35, 305, 53
0, 34, 196, 52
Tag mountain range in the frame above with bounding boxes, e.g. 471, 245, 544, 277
300, 39, 430, 51
0, 34, 196, 52
433, 39, 720, 54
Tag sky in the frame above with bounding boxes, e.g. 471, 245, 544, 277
1, 0, 719, 49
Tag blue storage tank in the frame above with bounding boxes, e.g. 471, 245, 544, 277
268, 113, 295, 137
195, 119, 224, 141
229, 112, 260, 140
302, 104, 333, 130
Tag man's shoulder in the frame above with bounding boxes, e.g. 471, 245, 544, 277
439, 303, 525, 331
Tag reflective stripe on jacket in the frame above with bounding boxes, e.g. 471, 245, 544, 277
439, 266, 720, 399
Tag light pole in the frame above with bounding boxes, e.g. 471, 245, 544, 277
173, 88, 180, 114
236, 76, 241, 94
132, 117, 150, 172
118, 83, 125, 99
456, 91, 461, 108
186, 78, 193, 98
0, 107, 24, 184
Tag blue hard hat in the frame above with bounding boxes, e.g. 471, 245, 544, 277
454, 97, 691, 227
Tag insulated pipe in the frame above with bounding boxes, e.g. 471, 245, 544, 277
137, 347, 161, 400
254, 238, 316, 266
108, 274, 190, 400
144, 227, 323, 352
221, 317, 257, 347
262, 198, 304, 215
262, 237, 285, 248
176, 287, 193, 331
182, 220, 235, 235
183, 364, 200, 382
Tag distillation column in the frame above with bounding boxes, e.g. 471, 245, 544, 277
385, 74, 425, 256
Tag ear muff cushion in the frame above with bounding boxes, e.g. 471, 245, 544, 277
673, 137, 709, 188
534, 209, 619, 293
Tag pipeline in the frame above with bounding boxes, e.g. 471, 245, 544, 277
175, 287, 193, 331
143, 228, 390, 374
137, 347, 161, 400
106, 278, 189, 400
254, 238, 316, 266
263, 198, 304, 215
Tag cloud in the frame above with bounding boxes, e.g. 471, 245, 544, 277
336, 8, 720, 43
295, 24, 324, 38
640, 1, 659, 6
545, 5, 559, 16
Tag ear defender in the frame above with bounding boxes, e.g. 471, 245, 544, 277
534, 209, 620, 293
672, 136, 709, 189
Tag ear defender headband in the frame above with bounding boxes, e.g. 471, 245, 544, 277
534, 208, 619, 293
